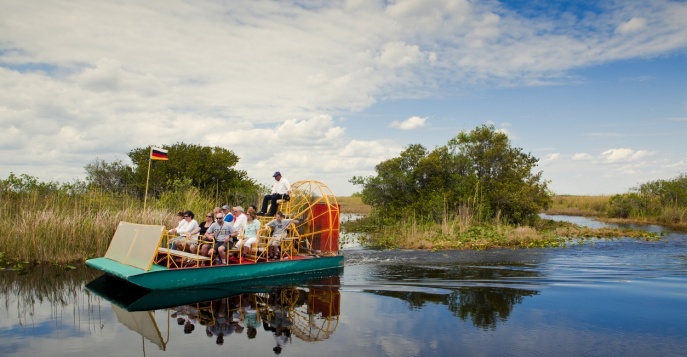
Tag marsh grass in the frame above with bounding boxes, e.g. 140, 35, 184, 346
545, 195, 609, 216
337, 195, 372, 214
350, 203, 660, 250
0, 187, 218, 264
544, 195, 687, 230
365, 217, 564, 250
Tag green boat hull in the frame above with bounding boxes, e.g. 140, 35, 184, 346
85, 269, 342, 311
86, 255, 344, 291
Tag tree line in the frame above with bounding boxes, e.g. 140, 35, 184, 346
607, 173, 687, 222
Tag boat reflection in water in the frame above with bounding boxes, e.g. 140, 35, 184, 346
86, 269, 342, 353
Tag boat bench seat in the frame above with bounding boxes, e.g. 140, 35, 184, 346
157, 247, 211, 268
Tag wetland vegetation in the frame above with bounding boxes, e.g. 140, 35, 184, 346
1, 128, 683, 264
546, 173, 687, 231
346, 125, 665, 249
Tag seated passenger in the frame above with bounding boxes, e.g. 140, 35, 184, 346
264, 211, 299, 260
198, 208, 222, 252
237, 209, 261, 258
233, 206, 247, 229
168, 211, 190, 250
203, 213, 238, 264
221, 205, 235, 223
192, 212, 214, 236
168, 211, 187, 235
257, 171, 290, 216
175, 211, 199, 252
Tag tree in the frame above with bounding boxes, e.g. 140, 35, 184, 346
351, 125, 551, 225
84, 158, 135, 194
84, 143, 261, 203
127, 143, 259, 202
449, 125, 551, 224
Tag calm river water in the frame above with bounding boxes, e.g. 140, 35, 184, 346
1, 215, 686, 357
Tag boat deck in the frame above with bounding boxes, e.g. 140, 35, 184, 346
156, 252, 316, 270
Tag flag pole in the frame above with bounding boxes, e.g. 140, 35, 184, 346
144, 146, 152, 211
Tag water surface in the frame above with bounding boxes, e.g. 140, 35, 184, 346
1, 215, 686, 356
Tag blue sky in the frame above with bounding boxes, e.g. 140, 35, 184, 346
1, 0, 686, 196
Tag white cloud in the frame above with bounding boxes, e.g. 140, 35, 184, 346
572, 153, 593, 160
601, 148, 653, 163
616, 17, 648, 34
1, 0, 686, 195
76, 58, 125, 92
377, 42, 430, 69
339, 139, 398, 158
389, 116, 428, 130
665, 159, 685, 168
541, 153, 560, 164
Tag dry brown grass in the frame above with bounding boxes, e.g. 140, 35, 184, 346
544, 195, 610, 216
336, 196, 372, 214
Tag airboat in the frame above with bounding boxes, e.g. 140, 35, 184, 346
86, 180, 344, 291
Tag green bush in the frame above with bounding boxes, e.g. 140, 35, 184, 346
351, 125, 551, 225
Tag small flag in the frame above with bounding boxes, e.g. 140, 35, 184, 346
151, 147, 168, 160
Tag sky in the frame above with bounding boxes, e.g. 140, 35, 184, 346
1, 0, 686, 196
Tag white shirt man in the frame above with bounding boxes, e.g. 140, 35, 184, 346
233, 206, 247, 230
258, 171, 291, 216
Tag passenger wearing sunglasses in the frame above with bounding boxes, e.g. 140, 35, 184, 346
193, 212, 215, 236
202, 213, 239, 264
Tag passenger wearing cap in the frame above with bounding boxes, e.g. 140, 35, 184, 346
257, 171, 290, 216
221, 205, 234, 223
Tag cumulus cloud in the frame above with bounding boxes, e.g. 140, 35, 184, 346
389, 116, 428, 130
1, 0, 686, 194
601, 148, 653, 163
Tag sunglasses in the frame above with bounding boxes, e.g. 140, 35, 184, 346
215, 217, 223, 220
206, 215, 213, 218
183, 215, 190, 218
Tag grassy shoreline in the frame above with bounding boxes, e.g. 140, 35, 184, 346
545, 195, 687, 231
340, 196, 663, 249
0, 194, 669, 266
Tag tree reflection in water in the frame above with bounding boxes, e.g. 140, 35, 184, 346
450, 287, 536, 329
368, 287, 537, 330
362, 262, 540, 330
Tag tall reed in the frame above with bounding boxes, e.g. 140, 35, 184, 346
545, 195, 609, 216
0, 186, 222, 264
545, 195, 686, 229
